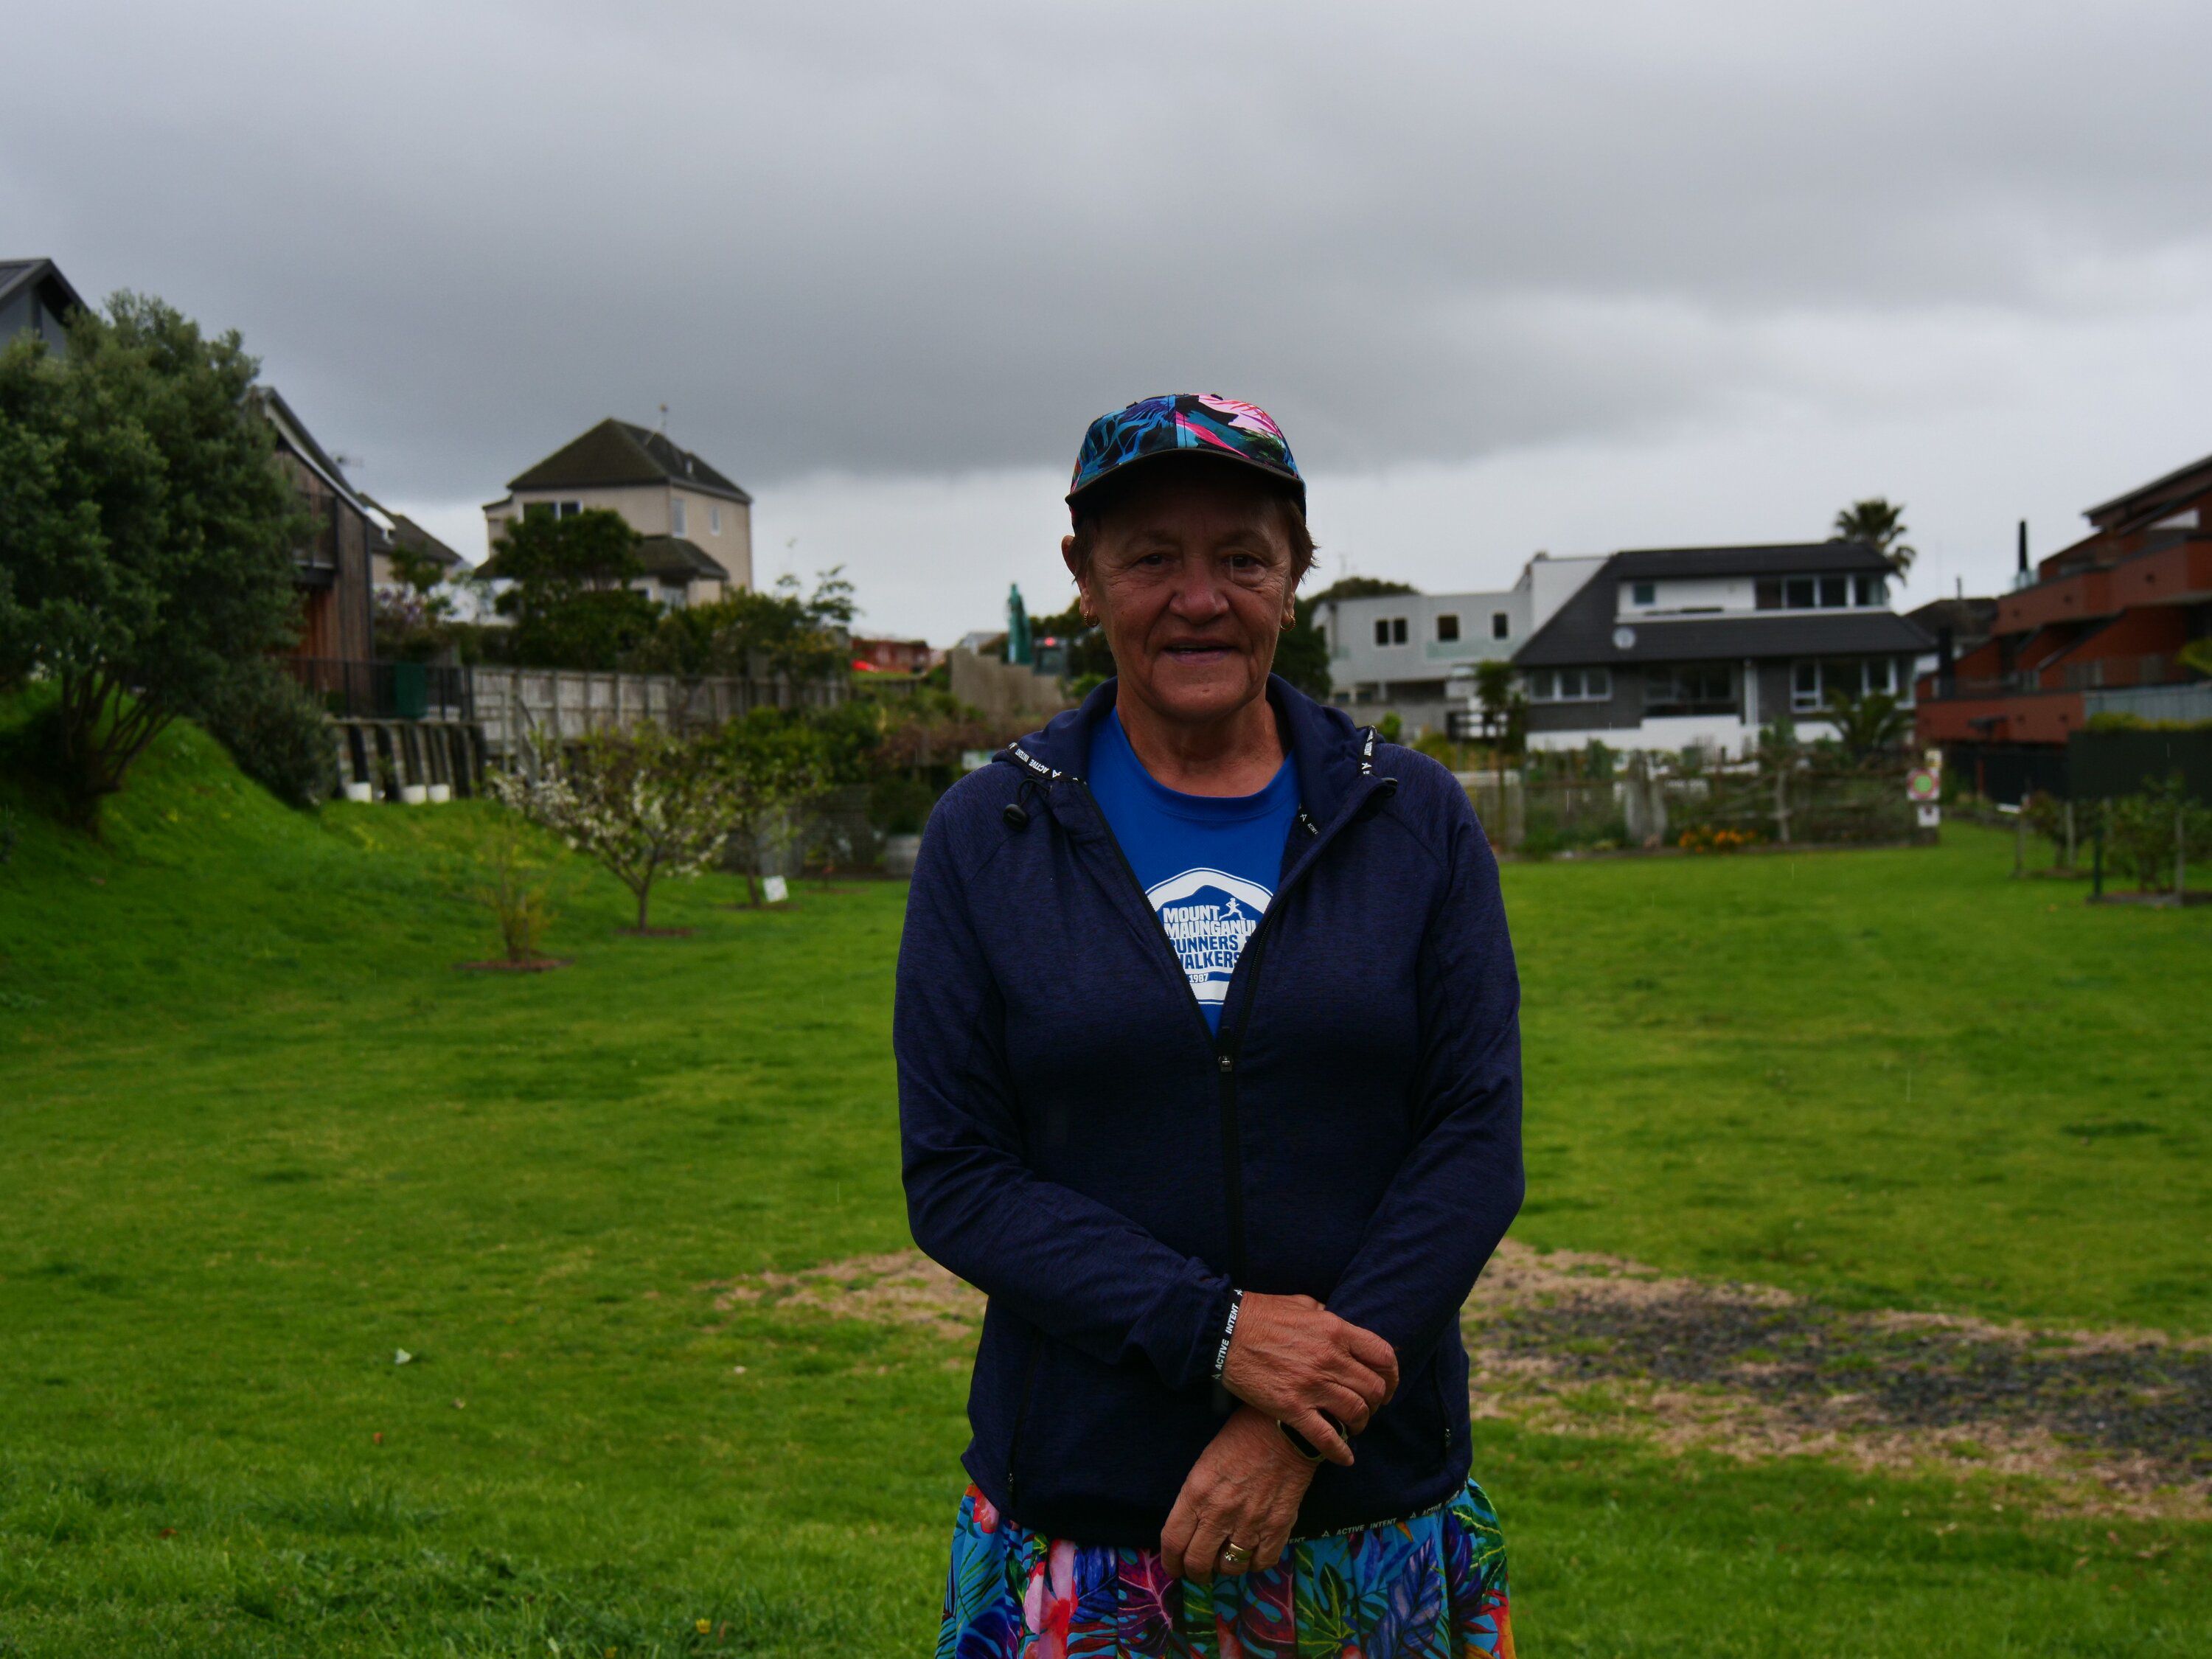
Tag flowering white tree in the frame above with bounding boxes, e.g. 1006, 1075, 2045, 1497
492, 724, 736, 933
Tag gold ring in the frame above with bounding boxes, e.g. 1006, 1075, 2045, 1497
1218, 1542, 1253, 1569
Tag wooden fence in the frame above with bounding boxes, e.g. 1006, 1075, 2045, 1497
470, 667, 846, 773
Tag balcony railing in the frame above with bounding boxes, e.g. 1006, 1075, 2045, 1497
1925, 658, 2190, 700
284, 658, 474, 721
2058, 654, 2169, 692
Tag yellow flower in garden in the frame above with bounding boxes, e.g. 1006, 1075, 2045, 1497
695, 1618, 711, 1633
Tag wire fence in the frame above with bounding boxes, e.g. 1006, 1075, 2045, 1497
1461, 761, 1917, 855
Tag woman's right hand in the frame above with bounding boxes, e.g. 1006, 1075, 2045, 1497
1220, 1293, 1399, 1466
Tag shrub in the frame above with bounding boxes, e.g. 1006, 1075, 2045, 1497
2104, 776, 2212, 891
189, 665, 337, 810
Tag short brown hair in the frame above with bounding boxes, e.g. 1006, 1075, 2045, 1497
1067, 457, 1316, 588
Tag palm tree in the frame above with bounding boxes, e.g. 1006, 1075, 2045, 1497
1834, 498, 1916, 580
1824, 690, 1910, 762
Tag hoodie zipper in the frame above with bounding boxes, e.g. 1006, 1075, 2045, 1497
1062, 776, 1360, 1293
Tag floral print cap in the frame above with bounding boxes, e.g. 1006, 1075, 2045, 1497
1068, 394, 1304, 518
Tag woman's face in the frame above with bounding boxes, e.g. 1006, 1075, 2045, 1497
1063, 468, 1299, 730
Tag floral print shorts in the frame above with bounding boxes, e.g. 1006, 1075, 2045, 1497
936, 1476, 1512, 1658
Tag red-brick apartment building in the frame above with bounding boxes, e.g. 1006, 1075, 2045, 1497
1918, 451, 2212, 798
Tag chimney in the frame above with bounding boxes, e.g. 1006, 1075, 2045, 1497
2017, 519, 2028, 577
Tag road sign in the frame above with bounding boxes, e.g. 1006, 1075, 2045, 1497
1907, 767, 1940, 803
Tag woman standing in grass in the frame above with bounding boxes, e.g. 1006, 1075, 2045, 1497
897, 395, 1523, 1657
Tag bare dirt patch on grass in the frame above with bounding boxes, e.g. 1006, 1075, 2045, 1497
1467, 1243, 2212, 1518
703, 1251, 981, 1342
700, 1242, 2212, 1517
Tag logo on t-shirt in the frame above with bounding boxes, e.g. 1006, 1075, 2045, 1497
1145, 867, 1273, 1006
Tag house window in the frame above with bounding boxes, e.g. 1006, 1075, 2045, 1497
1820, 575, 1848, 608
1631, 581, 1656, 607
1755, 579, 1783, 611
1436, 613, 1461, 643
1374, 616, 1409, 646
1373, 619, 1389, 647
710, 504, 722, 535
1793, 657, 1899, 712
1492, 611, 1510, 639
1528, 667, 1612, 702
1784, 577, 1816, 608
1853, 573, 1888, 607
523, 499, 582, 521
672, 498, 688, 537
1644, 662, 1735, 716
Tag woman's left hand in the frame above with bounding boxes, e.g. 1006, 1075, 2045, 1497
1159, 1407, 1317, 1584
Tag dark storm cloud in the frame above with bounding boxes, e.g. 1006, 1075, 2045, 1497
5, 0, 2211, 500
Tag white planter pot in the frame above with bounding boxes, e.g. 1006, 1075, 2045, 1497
400, 784, 428, 805
344, 781, 375, 804
427, 784, 452, 804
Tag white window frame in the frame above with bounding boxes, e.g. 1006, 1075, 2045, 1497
709, 504, 722, 535
1436, 613, 1460, 642
1528, 667, 1612, 703
1793, 656, 1900, 712
1492, 611, 1510, 639
671, 497, 688, 537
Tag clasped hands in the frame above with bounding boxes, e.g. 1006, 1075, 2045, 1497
1158, 1293, 1397, 1584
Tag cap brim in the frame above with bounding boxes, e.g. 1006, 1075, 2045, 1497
1065, 448, 1306, 518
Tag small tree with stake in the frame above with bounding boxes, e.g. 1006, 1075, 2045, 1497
715, 709, 834, 905
493, 724, 736, 933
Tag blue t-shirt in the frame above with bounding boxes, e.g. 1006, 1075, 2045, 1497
1087, 709, 1300, 1032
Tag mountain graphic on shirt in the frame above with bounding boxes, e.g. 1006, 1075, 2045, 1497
1144, 867, 1274, 1006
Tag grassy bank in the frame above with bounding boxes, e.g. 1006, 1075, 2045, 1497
1, 711, 2206, 1653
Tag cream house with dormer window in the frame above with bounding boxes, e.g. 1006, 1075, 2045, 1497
481, 417, 754, 607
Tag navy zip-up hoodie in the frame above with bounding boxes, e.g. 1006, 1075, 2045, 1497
896, 676, 1523, 1547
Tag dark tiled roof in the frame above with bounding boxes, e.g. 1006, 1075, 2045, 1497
636, 535, 730, 582
0, 257, 86, 315
375, 504, 466, 569
507, 417, 752, 504
2084, 448, 2212, 528
1515, 543, 1932, 667
1608, 540, 1896, 579
1906, 597, 1998, 645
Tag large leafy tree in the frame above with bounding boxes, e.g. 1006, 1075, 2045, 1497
1834, 498, 1916, 580
485, 507, 658, 669
0, 294, 305, 830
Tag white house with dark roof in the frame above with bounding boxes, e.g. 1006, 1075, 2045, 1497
1512, 541, 1935, 754
482, 417, 753, 606
1317, 554, 1607, 734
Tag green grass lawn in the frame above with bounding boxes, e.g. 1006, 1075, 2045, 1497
1, 711, 2207, 1655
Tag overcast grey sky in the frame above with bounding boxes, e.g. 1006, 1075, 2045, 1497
8, 0, 2212, 640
